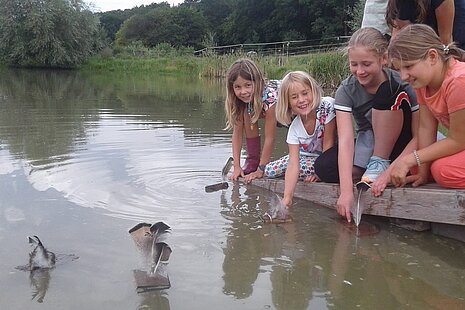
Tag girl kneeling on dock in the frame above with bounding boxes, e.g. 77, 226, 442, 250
265, 71, 337, 208
224, 59, 279, 184
389, 24, 465, 189
313, 27, 420, 223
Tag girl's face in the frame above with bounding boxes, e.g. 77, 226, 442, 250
288, 82, 313, 117
233, 76, 253, 103
392, 49, 443, 90
348, 47, 387, 90
393, 58, 429, 89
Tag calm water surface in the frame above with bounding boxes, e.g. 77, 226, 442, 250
0, 69, 464, 310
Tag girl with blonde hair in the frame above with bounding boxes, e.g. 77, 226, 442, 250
224, 59, 279, 183
314, 27, 419, 222
389, 24, 465, 188
265, 71, 336, 208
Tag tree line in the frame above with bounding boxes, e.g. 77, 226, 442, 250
102, 0, 361, 49
0, 0, 364, 68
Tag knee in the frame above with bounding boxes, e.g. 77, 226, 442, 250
430, 158, 464, 188
314, 155, 339, 183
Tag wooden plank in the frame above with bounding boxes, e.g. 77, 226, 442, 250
250, 179, 465, 226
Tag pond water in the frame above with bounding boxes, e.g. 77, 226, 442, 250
0, 69, 464, 310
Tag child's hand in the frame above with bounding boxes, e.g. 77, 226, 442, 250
336, 192, 353, 223
390, 159, 411, 187
230, 167, 243, 181
406, 173, 429, 187
304, 175, 320, 183
282, 197, 292, 208
243, 169, 264, 184
371, 172, 390, 197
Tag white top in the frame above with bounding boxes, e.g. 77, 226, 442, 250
286, 97, 336, 156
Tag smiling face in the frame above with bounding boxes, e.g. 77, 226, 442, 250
392, 58, 429, 89
391, 49, 443, 90
232, 76, 253, 103
348, 46, 387, 92
288, 81, 314, 117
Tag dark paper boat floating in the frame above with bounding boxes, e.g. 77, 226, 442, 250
205, 182, 228, 192
16, 236, 79, 303
205, 157, 233, 193
129, 222, 172, 292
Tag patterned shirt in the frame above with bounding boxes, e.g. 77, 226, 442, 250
260, 80, 280, 113
286, 97, 336, 156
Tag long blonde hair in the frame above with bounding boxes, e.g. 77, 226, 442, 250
276, 71, 322, 126
388, 24, 465, 64
224, 59, 265, 130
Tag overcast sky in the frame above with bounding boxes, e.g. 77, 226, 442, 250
89, 0, 183, 12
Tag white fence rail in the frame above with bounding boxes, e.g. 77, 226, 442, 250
194, 36, 350, 57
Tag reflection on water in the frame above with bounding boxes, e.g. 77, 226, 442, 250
29, 268, 51, 303
0, 69, 465, 309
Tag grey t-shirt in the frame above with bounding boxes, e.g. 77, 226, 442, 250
334, 68, 419, 134
334, 68, 419, 167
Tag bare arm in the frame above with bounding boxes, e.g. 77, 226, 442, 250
282, 144, 301, 208
435, 0, 455, 45
415, 108, 465, 164
335, 111, 355, 222
230, 116, 244, 181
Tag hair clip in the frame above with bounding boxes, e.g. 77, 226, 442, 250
443, 44, 450, 55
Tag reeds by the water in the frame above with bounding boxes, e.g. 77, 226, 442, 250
83, 50, 349, 90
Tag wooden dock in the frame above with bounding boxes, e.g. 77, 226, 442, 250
250, 178, 465, 241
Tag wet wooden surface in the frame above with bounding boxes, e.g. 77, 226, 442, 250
250, 179, 465, 226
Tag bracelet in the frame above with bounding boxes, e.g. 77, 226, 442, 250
413, 150, 421, 167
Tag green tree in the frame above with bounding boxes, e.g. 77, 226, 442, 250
116, 6, 208, 49
97, 2, 171, 42
346, 0, 366, 32
0, 0, 101, 68
219, 0, 356, 45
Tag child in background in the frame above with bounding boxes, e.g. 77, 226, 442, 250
314, 27, 419, 222
266, 71, 336, 208
386, 0, 465, 49
224, 59, 279, 183
389, 24, 465, 188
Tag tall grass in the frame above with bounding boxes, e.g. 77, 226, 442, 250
83, 50, 350, 90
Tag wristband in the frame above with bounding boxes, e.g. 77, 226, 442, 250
258, 164, 266, 172
413, 150, 421, 167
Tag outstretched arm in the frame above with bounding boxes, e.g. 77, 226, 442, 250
282, 144, 301, 208
335, 111, 355, 222
231, 118, 244, 181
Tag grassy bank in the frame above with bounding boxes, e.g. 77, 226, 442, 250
82, 51, 349, 90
